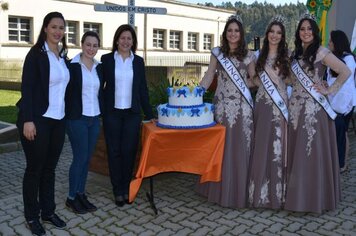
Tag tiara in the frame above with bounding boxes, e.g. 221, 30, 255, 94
269, 15, 286, 26
299, 12, 316, 22
227, 14, 243, 24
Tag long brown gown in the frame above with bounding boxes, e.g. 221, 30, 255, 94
285, 47, 341, 214
248, 59, 288, 209
196, 51, 255, 208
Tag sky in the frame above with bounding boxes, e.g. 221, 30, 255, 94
179, 0, 302, 6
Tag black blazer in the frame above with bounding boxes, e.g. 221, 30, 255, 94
16, 46, 70, 123
65, 61, 104, 120
100, 52, 154, 120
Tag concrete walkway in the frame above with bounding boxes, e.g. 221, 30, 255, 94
0, 134, 355, 236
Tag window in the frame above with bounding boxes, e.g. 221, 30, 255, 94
169, 31, 181, 50
8, 16, 31, 43
66, 21, 77, 45
203, 34, 213, 50
83, 22, 100, 34
153, 29, 164, 49
187, 32, 197, 50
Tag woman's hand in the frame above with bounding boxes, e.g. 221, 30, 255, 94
23, 122, 36, 141
313, 82, 329, 95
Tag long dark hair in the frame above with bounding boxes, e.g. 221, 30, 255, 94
111, 24, 137, 53
293, 18, 321, 71
256, 21, 290, 78
220, 17, 248, 61
329, 30, 356, 77
34, 11, 67, 57
330, 30, 354, 58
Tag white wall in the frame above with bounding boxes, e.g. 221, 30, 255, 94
0, 0, 233, 64
328, 0, 356, 40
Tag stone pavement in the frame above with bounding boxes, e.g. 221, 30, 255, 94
0, 135, 355, 236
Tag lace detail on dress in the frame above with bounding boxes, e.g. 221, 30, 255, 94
256, 86, 264, 103
303, 99, 319, 156
289, 85, 302, 129
273, 121, 283, 204
248, 180, 255, 204
242, 102, 253, 150
316, 46, 331, 63
290, 84, 319, 156
244, 50, 257, 65
249, 62, 287, 207
276, 182, 283, 204
214, 69, 242, 128
273, 133, 282, 161
290, 55, 326, 157
260, 180, 270, 205
266, 56, 277, 68
215, 57, 253, 149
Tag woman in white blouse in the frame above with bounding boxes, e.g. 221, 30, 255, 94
65, 31, 103, 214
326, 30, 356, 173
101, 24, 154, 207
16, 11, 69, 236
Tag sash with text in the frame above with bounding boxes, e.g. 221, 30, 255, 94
291, 59, 336, 120
259, 71, 288, 121
212, 47, 254, 108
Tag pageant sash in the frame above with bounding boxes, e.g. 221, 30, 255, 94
259, 71, 288, 121
291, 60, 337, 120
212, 47, 254, 108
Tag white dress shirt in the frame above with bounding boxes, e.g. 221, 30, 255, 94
43, 42, 70, 120
71, 53, 101, 116
114, 51, 134, 109
327, 54, 356, 115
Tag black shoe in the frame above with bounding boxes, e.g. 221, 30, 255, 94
27, 219, 45, 236
115, 195, 125, 207
66, 197, 87, 214
77, 194, 97, 212
42, 213, 66, 228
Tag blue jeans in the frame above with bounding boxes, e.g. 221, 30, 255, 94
66, 115, 100, 199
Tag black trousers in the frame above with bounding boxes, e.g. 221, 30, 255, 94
17, 117, 66, 221
335, 114, 348, 169
103, 109, 141, 197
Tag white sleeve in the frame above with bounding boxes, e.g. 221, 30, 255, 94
328, 55, 356, 113
344, 55, 356, 81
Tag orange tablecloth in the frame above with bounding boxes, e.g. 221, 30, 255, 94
129, 122, 226, 202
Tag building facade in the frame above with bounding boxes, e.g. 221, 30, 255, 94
328, 0, 356, 41
0, 0, 234, 84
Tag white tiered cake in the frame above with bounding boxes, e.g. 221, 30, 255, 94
156, 86, 215, 129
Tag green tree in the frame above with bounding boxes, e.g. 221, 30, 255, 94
203, 1, 307, 49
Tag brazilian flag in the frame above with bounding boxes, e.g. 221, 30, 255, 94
306, 0, 333, 46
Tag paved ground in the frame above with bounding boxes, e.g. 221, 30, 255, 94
0, 133, 355, 236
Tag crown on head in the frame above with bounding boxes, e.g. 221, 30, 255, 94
227, 14, 243, 24
270, 15, 286, 26
299, 12, 316, 22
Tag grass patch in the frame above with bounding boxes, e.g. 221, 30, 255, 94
0, 89, 20, 124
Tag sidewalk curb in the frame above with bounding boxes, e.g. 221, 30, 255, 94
0, 141, 22, 154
